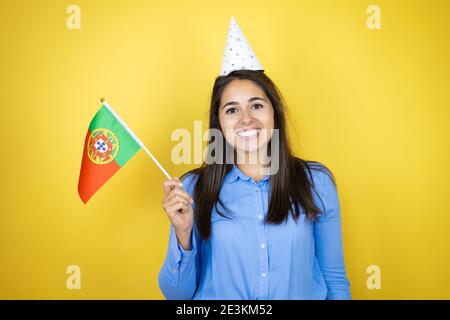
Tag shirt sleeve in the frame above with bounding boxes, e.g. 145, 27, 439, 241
313, 170, 352, 300
158, 224, 202, 299
158, 174, 202, 300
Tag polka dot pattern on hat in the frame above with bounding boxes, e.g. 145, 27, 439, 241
219, 16, 264, 76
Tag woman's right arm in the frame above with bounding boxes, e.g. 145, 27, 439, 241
158, 176, 201, 300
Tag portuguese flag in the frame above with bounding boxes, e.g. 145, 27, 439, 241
78, 102, 141, 203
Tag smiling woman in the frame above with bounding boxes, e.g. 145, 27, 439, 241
158, 69, 351, 300
157, 16, 351, 300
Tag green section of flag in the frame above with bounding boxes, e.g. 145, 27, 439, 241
89, 105, 141, 167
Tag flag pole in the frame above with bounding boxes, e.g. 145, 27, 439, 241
100, 98, 172, 180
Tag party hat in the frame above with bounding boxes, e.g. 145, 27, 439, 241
220, 16, 264, 76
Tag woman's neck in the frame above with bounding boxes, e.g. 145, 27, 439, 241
235, 150, 270, 182
236, 164, 266, 182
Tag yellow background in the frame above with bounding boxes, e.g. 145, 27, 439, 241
1, 0, 449, 299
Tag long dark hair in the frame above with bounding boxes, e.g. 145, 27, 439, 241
181, 70, 335, 240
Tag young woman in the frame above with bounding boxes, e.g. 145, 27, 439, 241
158, 69, 351, 300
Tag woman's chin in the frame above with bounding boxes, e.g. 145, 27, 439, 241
235, 143, 265, 155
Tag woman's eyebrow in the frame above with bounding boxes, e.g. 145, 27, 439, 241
222, 97, 267, 109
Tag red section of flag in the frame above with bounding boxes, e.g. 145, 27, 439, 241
78, 129, 121, 203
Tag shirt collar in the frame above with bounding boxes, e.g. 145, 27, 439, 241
224, 164, 270, 184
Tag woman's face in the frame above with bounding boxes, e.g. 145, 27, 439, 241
219, 79, 275, 156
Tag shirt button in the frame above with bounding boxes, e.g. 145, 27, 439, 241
261, 273, 267, 277
256, 189, 259, 192
260, 243, 266, 249
173, 268, 178, 273
258, 215, 263, 221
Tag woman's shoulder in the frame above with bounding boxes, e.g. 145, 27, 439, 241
299, 160, 340, 216
294, 158, 336, 189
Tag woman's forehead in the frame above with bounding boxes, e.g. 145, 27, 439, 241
221, 79, 267, 102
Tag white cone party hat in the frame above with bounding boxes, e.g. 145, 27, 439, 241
220, 16, 264, 76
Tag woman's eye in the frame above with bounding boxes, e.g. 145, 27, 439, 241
252, 103, 263, 109
225, 107, 237, 114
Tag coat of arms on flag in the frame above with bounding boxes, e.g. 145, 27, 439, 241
88, 129, 119, 164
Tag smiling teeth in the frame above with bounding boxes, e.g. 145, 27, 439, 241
237, 129, 261, 137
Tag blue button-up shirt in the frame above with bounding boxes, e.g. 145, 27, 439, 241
158, 164, 351, 299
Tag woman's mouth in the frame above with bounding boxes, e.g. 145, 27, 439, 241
236, 128, 261, 140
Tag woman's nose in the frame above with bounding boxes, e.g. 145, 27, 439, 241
240, 109, 252, 123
